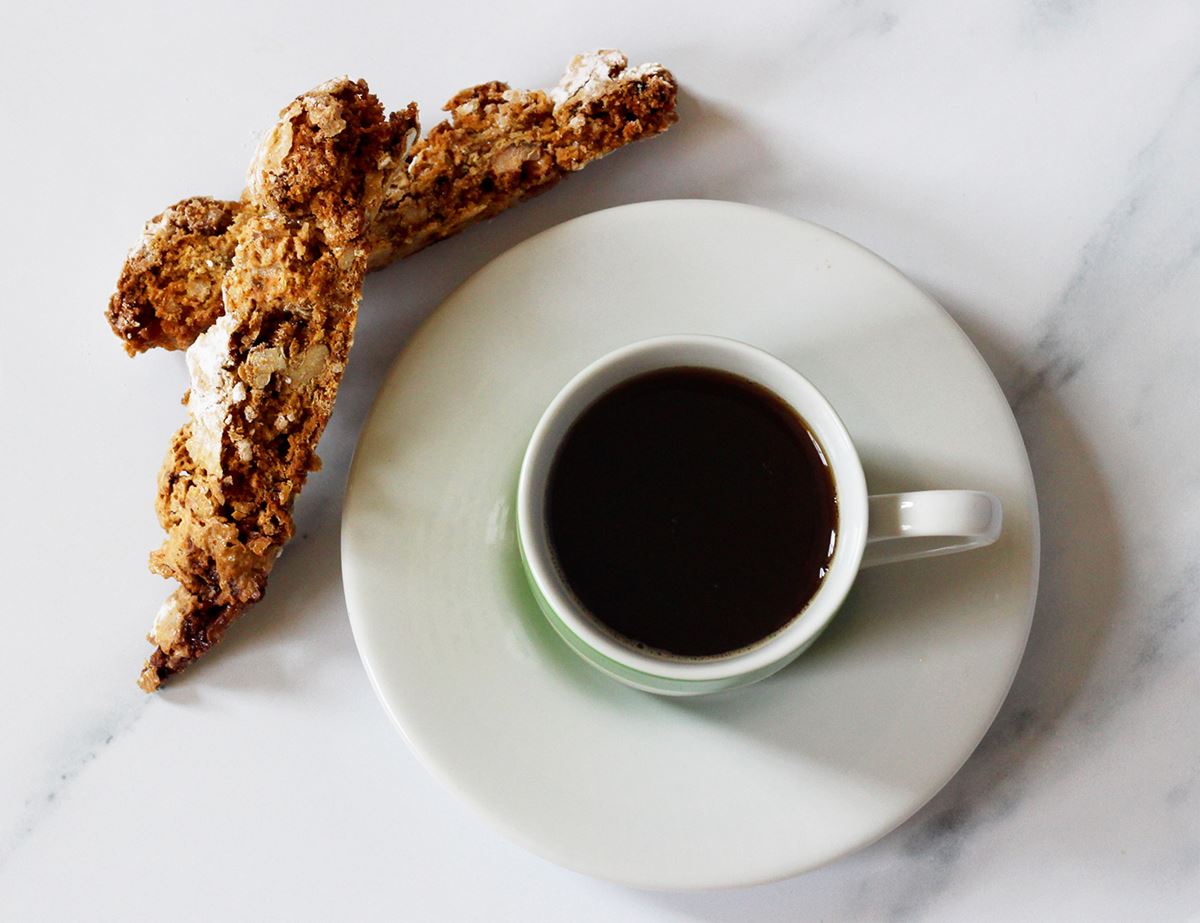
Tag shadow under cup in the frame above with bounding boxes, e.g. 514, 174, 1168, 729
516, 335, 870, 696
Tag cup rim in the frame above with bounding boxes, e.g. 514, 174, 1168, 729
516, 335, 868, 683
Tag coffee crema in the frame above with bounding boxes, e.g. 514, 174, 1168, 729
545, 367, 837, 658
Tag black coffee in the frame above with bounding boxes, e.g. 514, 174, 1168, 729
545, 367, 837, 658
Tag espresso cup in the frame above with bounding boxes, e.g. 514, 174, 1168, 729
516, 335, 1002, 695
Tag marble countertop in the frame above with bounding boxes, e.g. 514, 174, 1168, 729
2, 1, 1197, 919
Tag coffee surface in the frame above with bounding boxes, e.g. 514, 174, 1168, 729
545, 367, 837, 657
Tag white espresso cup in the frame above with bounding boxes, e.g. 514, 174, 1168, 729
516, 335, 1002, 695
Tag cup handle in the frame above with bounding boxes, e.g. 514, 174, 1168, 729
860, 490, 1002, 568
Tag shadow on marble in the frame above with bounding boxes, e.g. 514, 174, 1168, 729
889, 301, 1125, 819
635, 304, 1122, 917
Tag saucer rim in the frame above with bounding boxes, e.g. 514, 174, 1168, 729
342, 199, 1040, 890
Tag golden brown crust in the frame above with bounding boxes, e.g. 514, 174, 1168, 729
139, 79, 416, 690
367, 54, 677, 266
106, 198, 243, 354
108, 52, 677, 354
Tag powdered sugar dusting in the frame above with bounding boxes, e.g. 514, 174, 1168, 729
152, 594, 185, 649
184, 310, 242, 476
549, 50, 667, 110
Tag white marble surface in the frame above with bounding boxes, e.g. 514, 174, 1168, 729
2, 1, 1197, 919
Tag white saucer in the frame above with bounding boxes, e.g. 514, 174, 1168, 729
341, 200, 1039, 890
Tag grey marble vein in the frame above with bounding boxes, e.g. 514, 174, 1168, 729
1014, 63, 1200, 411
0, 697, 148, 877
